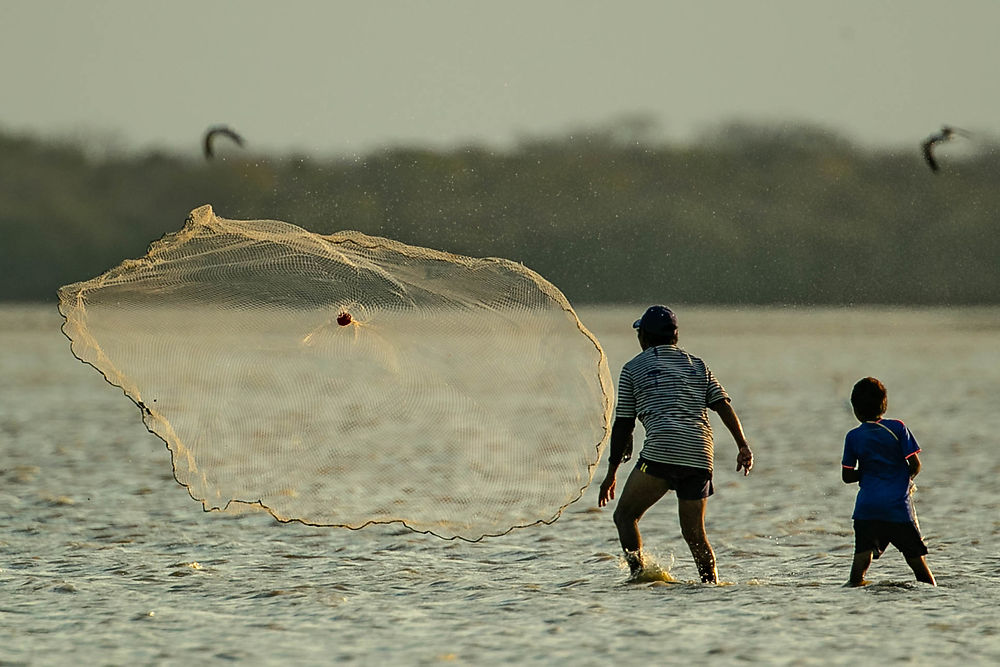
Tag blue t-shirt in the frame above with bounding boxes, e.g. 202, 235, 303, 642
841, 419, 921, 523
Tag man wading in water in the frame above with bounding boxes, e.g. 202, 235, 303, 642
598, 306, 754, 582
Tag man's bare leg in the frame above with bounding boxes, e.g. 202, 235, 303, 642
847, 550, 873, 587
905, 555, 936, 586
612, 467, 670, 574
678, 498, 717, 583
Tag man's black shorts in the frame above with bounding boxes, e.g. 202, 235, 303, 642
854, 519, 928, 559
635, 458, 714, 500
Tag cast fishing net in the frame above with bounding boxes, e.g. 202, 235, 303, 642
58, 205, 612, 540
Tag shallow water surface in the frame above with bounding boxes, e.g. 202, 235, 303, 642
2, 304, 999, 664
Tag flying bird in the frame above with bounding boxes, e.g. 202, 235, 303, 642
203, 125, 245, 160
921, 125, 970, 173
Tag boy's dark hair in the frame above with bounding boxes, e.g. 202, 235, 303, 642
851, 377, 887, 420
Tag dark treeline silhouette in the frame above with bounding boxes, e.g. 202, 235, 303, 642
3, 121, 998, 305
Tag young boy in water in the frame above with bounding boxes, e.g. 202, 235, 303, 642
841, 377, 935, 586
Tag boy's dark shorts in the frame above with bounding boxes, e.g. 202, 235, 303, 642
854, 519, 928, 559
636, 458, 714, 500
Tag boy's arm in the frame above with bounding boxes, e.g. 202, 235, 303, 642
842, 432, 858, 483
907, 453, 921, 478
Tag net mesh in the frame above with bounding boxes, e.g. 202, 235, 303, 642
58, 205, 612, 540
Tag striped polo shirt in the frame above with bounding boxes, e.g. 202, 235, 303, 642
615, 344, 729, 472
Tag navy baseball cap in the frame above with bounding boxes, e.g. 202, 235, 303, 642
633, 305, 678, 336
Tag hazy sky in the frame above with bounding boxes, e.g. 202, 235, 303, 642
3, 1, 999, 156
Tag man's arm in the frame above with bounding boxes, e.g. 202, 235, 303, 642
709, 399, 753, 475
598, 417, 635, 507
907, 453, 921, 478
842, 466, 860, 484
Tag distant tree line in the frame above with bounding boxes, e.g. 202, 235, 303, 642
2, 121, 998, 305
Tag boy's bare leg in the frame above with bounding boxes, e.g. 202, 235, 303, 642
847, 550, 873, 587
612, 467, 670, 573
905, 556, 936, 586
678, 498, 718, 583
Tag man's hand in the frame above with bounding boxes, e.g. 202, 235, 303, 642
598, 472, 616, 507
736, 444, 753, 476
712, 400, 752, 476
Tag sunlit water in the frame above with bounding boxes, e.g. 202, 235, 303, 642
3, 304, 999, 664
